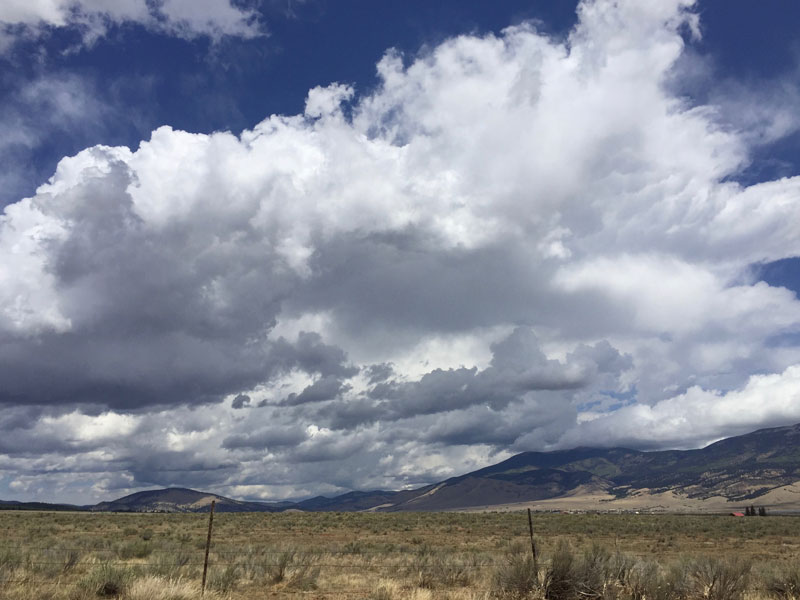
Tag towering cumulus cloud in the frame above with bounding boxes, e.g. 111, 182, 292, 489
1, 0, 799, 502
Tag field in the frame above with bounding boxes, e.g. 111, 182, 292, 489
1, 510, 799, 599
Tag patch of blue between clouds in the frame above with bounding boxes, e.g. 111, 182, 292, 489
578, 389, 638, 414
721, 131, 800, 187
686, 0, 800, 186
758, 257, 800, 298
758, 257, 800, 347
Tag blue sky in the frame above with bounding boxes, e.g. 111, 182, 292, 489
1, 0, 799, 503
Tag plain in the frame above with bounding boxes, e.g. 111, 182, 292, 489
1, 510, 800, 599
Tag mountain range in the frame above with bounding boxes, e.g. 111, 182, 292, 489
4, 423, 800, 513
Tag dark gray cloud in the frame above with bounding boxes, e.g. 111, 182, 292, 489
286, 431, 370, 464
281, 375, 350, 406
270, 333, 360, 379
417, 409, 522, 447
231, 394, 251, 409
299, 327, 629, 436
294, 233, 551, 336
0, 156, 301, 409
364, 328, 623, 422
223, 425, 308, 450
364, 362, 394, 384
315, 398, 389, 430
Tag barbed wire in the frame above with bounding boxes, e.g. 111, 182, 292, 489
3, 559, 502, 568
0, 544, 514, 556
0, 529, 526, 537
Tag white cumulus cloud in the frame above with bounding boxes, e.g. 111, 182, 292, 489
1, 0, 800, 501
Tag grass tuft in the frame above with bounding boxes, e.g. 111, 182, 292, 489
75, 563, 135, 598
126, 576, 211, 600
766, 564, 800, 600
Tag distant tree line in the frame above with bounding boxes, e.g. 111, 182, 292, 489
744, 505, 767, 516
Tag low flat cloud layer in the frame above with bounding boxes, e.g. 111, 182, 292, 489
1, 0, 800, 503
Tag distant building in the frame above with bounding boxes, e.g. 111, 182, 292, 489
730, 512, 745, 517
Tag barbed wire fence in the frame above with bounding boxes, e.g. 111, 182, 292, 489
0, 506, 784, 598
0, 501, 533, 597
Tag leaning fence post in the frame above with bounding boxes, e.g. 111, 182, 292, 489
201, 499, 216, 595
527, 508, 538, 571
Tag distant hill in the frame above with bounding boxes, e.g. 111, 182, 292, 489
0, 500, 87, 512
5, 424, 800, 513
92, 487, 281, 513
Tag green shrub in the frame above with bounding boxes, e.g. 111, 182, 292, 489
267, 550, 295, 584
543, 541, 636, 600
118, 540, 152, 559
208, 564, 238, 592
492, 551, 540, 599
146, 550, 192, 578
285, 565, 319, 591
687, 556, 750, 600
629, 560, 664, 600
369, 587, 394, 600
545, 540, 577, 600
629, 559, 692, 600
414, 554, 472, 589
0, 548, 23, 571
573, 543, 634, 600
343, 540, 364, 554
63, 549, 81, 572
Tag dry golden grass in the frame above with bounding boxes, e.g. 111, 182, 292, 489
0, 510, 798, 599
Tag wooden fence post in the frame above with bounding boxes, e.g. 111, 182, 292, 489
527, 508, 538, 571
201, 500, 216, 595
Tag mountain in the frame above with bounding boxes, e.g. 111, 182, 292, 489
296, 423, 800, 512
92, 487, 282, 513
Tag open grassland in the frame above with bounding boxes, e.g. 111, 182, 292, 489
1, 510, 799, 599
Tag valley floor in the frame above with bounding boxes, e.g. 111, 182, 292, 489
456, 482, 800, 514
1, 510, 799, 599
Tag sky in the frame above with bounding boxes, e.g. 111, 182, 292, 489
0, 0, 799, 505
